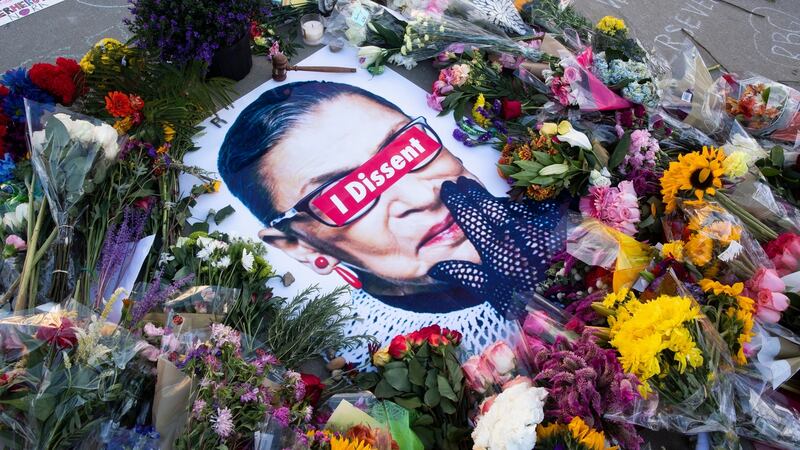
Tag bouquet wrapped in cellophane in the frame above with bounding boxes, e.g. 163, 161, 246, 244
0, 292, 140, 449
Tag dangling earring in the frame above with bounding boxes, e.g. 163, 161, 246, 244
314, 257, 362, 289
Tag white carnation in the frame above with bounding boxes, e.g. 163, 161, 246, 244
471, 379, 547, 450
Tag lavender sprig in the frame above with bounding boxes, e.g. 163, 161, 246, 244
130, 269, 194, 325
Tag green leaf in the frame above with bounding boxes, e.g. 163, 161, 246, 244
439, 397, 456, 414
190, 220, 209, 234
384, 361, 406, 370
414, 414, 434, 426
384, 367, 411, 392
760, 167, 781, 177
214, 205, 235, 224
408, 358, 426, 386
394, 395, 423, 410
437, 375, 457, 402
771, 146, 785, 167
375, 379, 400, 398
608, 131, 631, 169
424, 386, 440, 407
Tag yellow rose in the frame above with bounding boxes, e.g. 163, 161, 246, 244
372, 347, 391, 367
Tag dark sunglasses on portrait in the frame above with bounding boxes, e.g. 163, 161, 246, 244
268, 116, 444, 229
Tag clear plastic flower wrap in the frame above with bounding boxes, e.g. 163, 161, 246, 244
0, 299, 140, 448
729, 373, 800, 449
24, 98, 126, 304
719, 74, 800, 148
654, 42, 728, 137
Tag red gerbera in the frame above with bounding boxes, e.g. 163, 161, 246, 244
105, 91, 134, 118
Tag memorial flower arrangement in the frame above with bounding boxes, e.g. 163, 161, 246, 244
2, 0, 800, 448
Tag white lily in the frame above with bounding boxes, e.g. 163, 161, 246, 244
539, 163, 570, 176
357, 46, 384, 68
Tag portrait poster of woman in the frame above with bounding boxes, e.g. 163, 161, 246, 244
182, 48, 566, 362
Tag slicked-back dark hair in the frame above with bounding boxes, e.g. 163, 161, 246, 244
218, 81, 407, 226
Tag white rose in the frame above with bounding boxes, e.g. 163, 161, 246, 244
94, 123, 120, 160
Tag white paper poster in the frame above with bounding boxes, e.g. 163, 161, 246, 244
0, 0, 65, 26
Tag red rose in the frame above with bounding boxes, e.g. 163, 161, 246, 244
35, 317, 77, 349
415, 325, 441, 341
500, 99, 522, 120
427, 333, 450, 347
300, 373, 325, 406
172, 314, 184, 326
442, 328, 462, 346
388, 335, 410, 359
129, 94, 145, 112
406, 330, 425, 347
105, 91, 134, 118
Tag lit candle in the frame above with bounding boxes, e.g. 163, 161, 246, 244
302, 20, 324, 45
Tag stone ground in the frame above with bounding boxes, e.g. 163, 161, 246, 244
1, 1, 797, 448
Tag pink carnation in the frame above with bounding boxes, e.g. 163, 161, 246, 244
579, 181, 641, 235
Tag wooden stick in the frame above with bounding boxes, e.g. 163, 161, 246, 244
288, 65, 357, 73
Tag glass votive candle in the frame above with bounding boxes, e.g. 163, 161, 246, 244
300, 13, 325, 46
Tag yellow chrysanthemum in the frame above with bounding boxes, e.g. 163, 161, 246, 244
608, 294, 704, 398
596, 15, 626, 35
330, 436, 375, 450
698, 279, 744, 297
601, 287, 632, 308
660, 241, 685, 262
685, 233, 713, 267
472, 94, 490, 128
568, 417, 618, 450
660, 146, 727, 213
701, 221, 741, 245
113, 117, 134, 135
722, 151, 749, 178
79, 53, 95, 74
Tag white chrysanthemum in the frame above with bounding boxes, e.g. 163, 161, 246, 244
241, 249, 255, 272
471, 379, 548, 450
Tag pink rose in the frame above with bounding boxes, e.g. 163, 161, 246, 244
580, 181, 640, 235
5, 235, 26, 251
563, 66, 582, 84
750, 267, 786, 293
483, 341, 516, 376
462, 355, 491, 393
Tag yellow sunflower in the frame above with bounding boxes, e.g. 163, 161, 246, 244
660, 241, 685, 262
330, 436, 375, 450
698, 279, 744, 297
660, 146, 727, 213
567, 417, 619, 450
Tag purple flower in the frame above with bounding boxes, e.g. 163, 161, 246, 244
271, 406, 291, 428
95, 206, 149, 308
212, 407, 234, 438
240, 386, 259, 402
192, 399, 206, 418
130, 269, 194, 325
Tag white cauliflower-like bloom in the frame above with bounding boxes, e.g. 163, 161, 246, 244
241, 248, 255, 272
471, 378, 548, 450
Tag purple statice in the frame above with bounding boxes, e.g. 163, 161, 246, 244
95, 206, 149, 308
130, 269, 195, 325
525, 333, 643, 450
271, 406, 291, 428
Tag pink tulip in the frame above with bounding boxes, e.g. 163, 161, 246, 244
750, 267, 786, 293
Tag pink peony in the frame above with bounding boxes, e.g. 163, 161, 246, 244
579, 181, 640, 235
5, 235, 26, 251
764, 233, 800, 276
